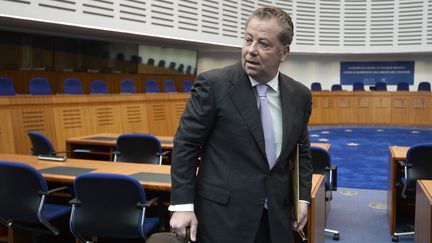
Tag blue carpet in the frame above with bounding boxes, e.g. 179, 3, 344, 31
325, 188, 413, 243
308, 126, 432, 190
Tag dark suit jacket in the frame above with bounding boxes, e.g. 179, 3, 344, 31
171, 62, 313, 243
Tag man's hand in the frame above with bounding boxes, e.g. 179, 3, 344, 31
170, 211, 198, 242
292, 201, 308, 231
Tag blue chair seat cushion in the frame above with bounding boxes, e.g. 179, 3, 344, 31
42, 203, 71, 221
144, 217, 160, 235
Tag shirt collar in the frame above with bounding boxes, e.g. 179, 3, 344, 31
249, 72, 279, 93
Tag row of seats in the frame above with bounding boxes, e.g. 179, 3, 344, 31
0, 76, 193, 95
311, 81, 431, 92
0, 160, 162, 242
0, 131, 174, 242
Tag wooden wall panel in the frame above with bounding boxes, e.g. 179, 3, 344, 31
120, 103, 150, 133
372, 93, 391, 124
0, 107, 15, 154
411, 95, 432, 126
391, 95, 411, 125
337, 96, 357, 123
320, 96, 338, 124
356, 95, 373, 123
310, 96, 321, 124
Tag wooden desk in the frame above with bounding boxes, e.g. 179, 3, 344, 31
415, 180, 432, 243
0, 154, 171, 191
387, 146, 411, 238
308, 174, 326, 243
66, 133, 174, 160
1, 153, 325, 243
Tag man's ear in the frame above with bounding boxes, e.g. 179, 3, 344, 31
281, 45, 290, 62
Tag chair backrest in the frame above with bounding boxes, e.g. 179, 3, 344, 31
130, 55, 142, 64
311, 82, 322, 91
158, 60, 165, 68
28, 131, 56, 156
63, 77, 83, 94
310, 146, 333, 191
120, 79, 136, 93
405, 143, 432, 188
352, 82, 364, 91
375, 81, 387, 91
168, 62, 176, 70
418, 81, 431, 91
29, 77, 52, 95
177, 64, 184, 73
90, 80, 108, 94
147, 58, 155, 65
397, 82, 409, 91
0, 77, 16, 96
145, 80, 160, 93
0, 160, 48, 223
70, 173, 149, 240
331, 84, 342, 91
185, 65, 192, 75
163, 80, 177, 93
115, 134, 162, 164
182, 80, 193, 93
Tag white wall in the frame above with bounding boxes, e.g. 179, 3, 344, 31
198, 50, 432, 91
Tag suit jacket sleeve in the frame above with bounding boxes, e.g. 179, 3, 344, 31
171, 73, 216, 205
298, 89, 313, 202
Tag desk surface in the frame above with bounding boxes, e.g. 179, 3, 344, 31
67, 133, 175, 150
389, 146, 409, 160
415, 180, 432, 243
67, 133, 330, 151
0, 153, 171, 191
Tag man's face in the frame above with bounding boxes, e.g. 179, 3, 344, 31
242, 17, 289, 83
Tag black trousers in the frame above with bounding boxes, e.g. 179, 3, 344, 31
254, 208, 271, 243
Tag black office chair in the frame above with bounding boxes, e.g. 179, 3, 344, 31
0, 160, 71, 242
311, 82, 322, 91
397, 82, 409, 91
375, 81, 387, 91
352, 82, 364, 91
393, 143, 432, 241
114, 133, 169, 165
310, 146, 340, 240
417, 81, 431, 91
28, 131, 57, 156
69, 173, 160, 242
331, 84, 342, 91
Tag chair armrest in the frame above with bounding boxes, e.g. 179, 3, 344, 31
137, 197, 160, 208
69, 198, 81, 206
159, 151, 171, 156
47, 186, 69, 195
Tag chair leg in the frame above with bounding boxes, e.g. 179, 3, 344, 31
392, 231, 414, 242
325, 228, 340, 240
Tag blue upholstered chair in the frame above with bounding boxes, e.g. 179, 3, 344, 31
163, 80, 177, 93
69, 173, 160, 242
114, 134, 169, 165
145, 80, 160, 93
120, 79, 136, 93
168, 62, 176, 70
64, 78, 84, 94
29, 77, 52, 95
27, 131, 56, 156
310, 146, 340, 240
147, 58, 155, 66
331, 84, 342, 91
0, 76, 16, 96
311, 82, 322, 91
157, 60, 165, 68
90, 80, 108, 94
397, 82, 409, 91
182, 80, 193, 93
352, 82, 365, 91
375, 81, 387, 91
185, 65, 192, 75
418, 81, 431, 91
0, 161, 71, 240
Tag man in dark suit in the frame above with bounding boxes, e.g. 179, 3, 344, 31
169, 6, 312, 243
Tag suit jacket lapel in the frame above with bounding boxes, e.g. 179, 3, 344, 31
278, 75, 297, 163
228, 63, 266, 158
